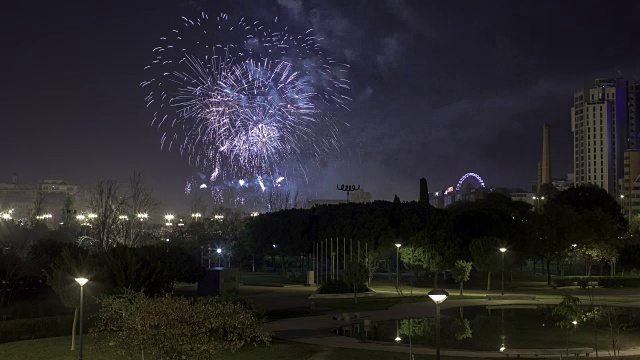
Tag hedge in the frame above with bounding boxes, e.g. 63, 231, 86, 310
598, 277, 640, 288
317, 279, 369, 294
0, 314, 96, 343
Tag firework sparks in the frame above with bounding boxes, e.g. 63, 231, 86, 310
143, 12, 350, 202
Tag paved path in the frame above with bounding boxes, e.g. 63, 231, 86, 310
267, 297, 640, 358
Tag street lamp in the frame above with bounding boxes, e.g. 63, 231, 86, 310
499, 248, 507, 295
217, 248, 222, 267
250, 212, 259, 217
87, 213, 97, 220
164, 214, 175, 222
74, 278, 89, 360
532, 196, 545, 212
395, 243, 402, 285
191, 213, 202, 222
137, 213, 148, 221
214, 214, 224, 221
428, 289, 449, 360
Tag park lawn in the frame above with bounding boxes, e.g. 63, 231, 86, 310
3, 336, 640, 360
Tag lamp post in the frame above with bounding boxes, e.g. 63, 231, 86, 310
499, 248, 507, 295
532, 196, 545, 212
395, 243, 402, 285
191, 213, 202, 222
428, 289, 449, 360
74, 278, 89, 360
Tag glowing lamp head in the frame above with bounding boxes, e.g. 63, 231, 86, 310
395, 243, 402, 248
541, 196, 545, 200
216, 248, 222, 254
499, 247, 507, 253
428, 288, 449, 304
394, 335, 401, 342
500, 346, 506, 352
572, 320, 577, 325
75, 278, 89, 286
620, 194, 625, 198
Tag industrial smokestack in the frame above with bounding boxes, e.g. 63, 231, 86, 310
537, 162, 542, 193
542, 124, 551, 185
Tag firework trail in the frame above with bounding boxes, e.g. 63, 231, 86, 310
142, 12, 350, 203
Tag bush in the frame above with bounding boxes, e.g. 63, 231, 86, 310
0, 314, 96, 343
598, 277, 640, 288
317, 279, 369, 294
93, 290, 271, 359
553, 278, 575, 287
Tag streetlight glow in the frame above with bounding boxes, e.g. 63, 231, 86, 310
428, 288, 448, 360
395, 243, 402, 248
499, 247, 507, 253
164, 214, 175, 221
76, 214, 86, 221
216, 248, 222, 254
87, 213, 97, 219
394, 335, 401, 342
137, 213, 148, 220
500, 346, 506, 352
74, 277, 89, 359
428, 289, 449, 304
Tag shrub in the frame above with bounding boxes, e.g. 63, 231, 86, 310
0, 314, 96, 343
93, 290, 271, 360
553, 278, 575, 287
317, 279, 369, 294
598, 277, 640, 288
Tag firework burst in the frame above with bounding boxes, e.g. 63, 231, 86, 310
142, 12, 350, 202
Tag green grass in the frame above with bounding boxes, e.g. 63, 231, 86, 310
3, 336, 640, 360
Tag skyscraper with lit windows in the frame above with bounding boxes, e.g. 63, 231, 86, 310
571, 78, 639, 195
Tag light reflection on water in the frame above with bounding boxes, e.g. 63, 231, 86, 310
334, 306, 640, 351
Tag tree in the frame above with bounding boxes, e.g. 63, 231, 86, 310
342, 261, 369, 303
123, 172, 160, 246
88, 180, 127, 251
552, 295, 582, 356
419, 178, 429, 203
452, 260, 472, 295
535, 205, 583, 284
93, 291, 271, 359
393, 194, 401, 204
469, 237, 501, 290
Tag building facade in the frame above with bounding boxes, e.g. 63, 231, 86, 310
622, 149, 640, 218
571, 78, 640, 195
0, 176, 86, 222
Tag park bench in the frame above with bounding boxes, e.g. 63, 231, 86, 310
486, 295, 536, 301
503, 347, 594, 358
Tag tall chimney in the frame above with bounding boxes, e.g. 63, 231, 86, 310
537, 162, 542, 193
542, 124, 551, 185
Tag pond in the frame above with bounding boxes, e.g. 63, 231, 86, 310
336, 305, 640, 351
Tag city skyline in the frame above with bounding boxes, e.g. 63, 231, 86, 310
2, 1, 640, 208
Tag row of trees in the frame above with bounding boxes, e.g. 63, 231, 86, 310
245, 185, 633, 289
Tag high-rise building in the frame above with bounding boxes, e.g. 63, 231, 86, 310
571, 78, 640, 195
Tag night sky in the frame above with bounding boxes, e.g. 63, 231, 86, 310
2, 0, 640, 210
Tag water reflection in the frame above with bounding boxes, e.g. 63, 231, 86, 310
340, 306, 640, 351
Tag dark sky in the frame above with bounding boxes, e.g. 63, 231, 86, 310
2, 0, 640, 210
